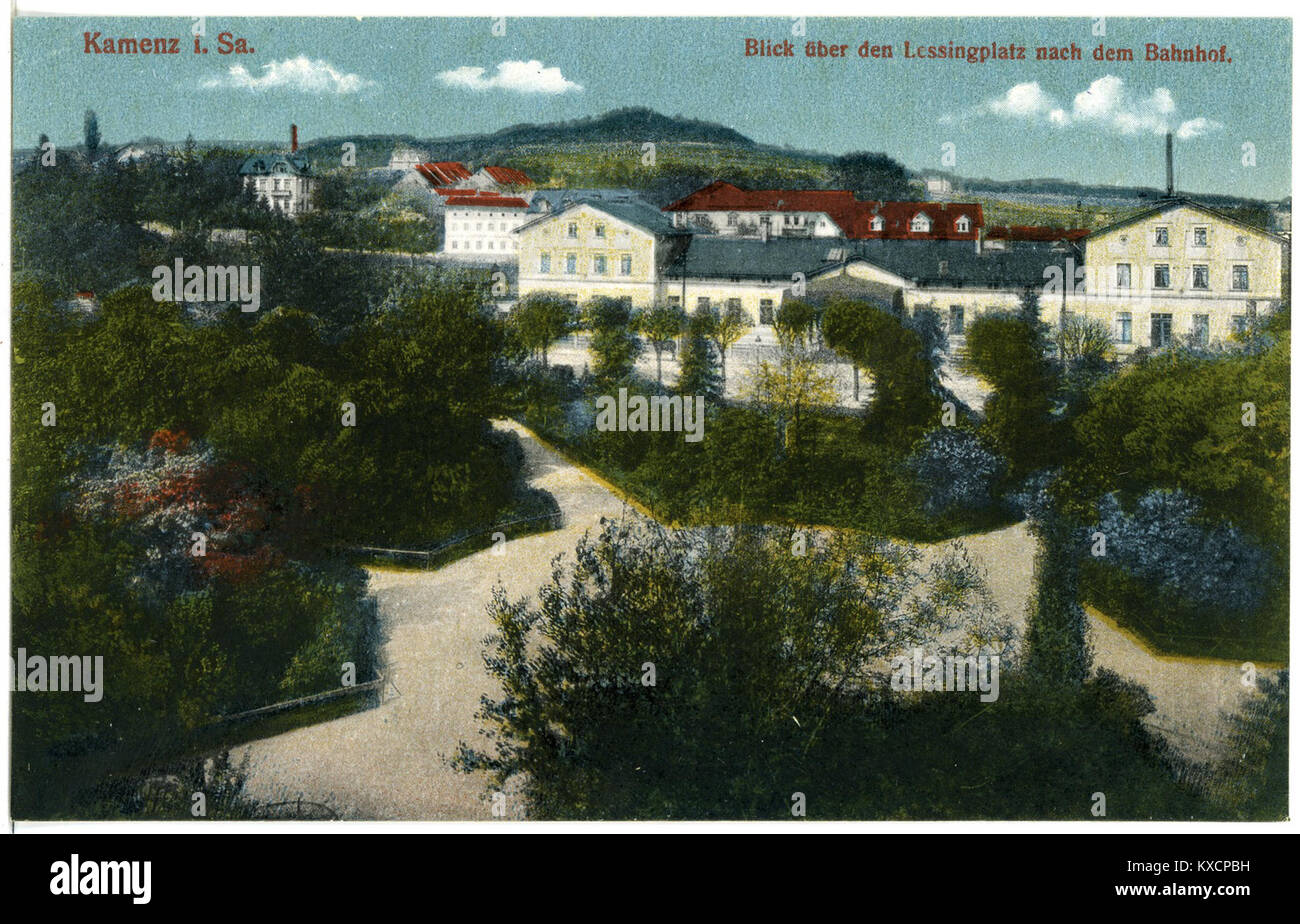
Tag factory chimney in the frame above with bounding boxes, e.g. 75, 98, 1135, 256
291, 124, 299, 154
1165, 130, 1174, 197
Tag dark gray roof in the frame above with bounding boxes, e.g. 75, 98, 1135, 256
517, 195, 684, 236
238, 152, 313, 177
527, 188, 639, 213
845, 239, 1077, 290
666, 236, 853, 280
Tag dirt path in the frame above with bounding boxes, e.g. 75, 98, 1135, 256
239, 423, 1274, 818
238, 420, 629, 819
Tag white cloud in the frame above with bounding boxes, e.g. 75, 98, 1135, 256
964, 76, 1220, 139
203, 56, 374, 94
436, 60, 582, 95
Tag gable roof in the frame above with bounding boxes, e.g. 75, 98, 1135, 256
415, 161, 473, 186
666, 237, 853, 280
517, 197, 685, 236
478, 165, 534, 187
840, 239, 1073, 289
663, 182, 983, 240
238, 152, 313, 176
1088, 196, 1287, 242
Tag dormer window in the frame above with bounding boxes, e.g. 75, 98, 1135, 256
871, 216, 884, 232
955, 215, 971, 234
910, 213, 932, 233
727, 212, 738, 227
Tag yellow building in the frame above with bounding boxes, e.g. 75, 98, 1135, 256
514, 199, 689, 307
1065, 198, 1287, 351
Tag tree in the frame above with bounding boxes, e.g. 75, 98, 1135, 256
741, 346, 838, 456
1022, 506, 1093, 687
822, 297, 941, 441
84, 110, 101, 163
584, 296, 641, 384
705, 301, 752, 391
636, 302, 687, 385
963, 312, 1061, 478
509, 293, 575, 367
830, 151, 911, 200
456, 518, 1001, 819
676, 311, 722, 400
774, 299, 820, 350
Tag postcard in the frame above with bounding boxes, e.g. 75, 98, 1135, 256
8, 13, 1291, 826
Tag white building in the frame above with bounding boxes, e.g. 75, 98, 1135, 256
237, 152, 317, 216
443, 193, 532, 257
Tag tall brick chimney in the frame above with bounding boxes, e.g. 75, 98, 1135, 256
291, 124, 299, 154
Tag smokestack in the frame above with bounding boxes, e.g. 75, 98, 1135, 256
291, 124, 299, 154
1165, 130, 1173, 197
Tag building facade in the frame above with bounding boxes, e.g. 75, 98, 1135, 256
237, 152, 317, 216
1065, 198, 1287, 351
515, 200, 689, 307
443, 194, 532, 256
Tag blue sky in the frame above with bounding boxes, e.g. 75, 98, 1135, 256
13, 16, 1292, 199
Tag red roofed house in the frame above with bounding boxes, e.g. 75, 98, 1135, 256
415, 161, 474, 187
442, 189, 532, 257
468, 165, 535, 190
663, 181, 984, 245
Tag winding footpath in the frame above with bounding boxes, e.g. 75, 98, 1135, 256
238, 421, 1277, 818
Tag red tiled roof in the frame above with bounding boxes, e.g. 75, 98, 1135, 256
986, 225, 1090, 242
415, 161, 472, 186
846, 202, 983, 240
443, 195, 530, 209
479, 165, 534, 187
664, 182, 983, 240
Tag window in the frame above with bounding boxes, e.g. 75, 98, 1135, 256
488, 223, 495, 231
696, 297, 711, 312
488, 241, 494, 250
451, 241, 459, 250
1116, 264, 1132, 289
1193, 227, 1208, 247
565, 253, 576, 274
1154, 226, 1169, 246
1192, 265, 1209, 289
1231, 315, 1248, 335
759, 299, 775, 324
593, 255, 607, 275
727, 212, 738, 227
667, 296, 682, 309
594, 223, 606, 239
1116, 312, 1132, 344
567, 223, 578, 239
476, 223, 482, 231
955, 215, 970, 233
539, 253, 551, 274
948, 306, 965, 335
1232, 265, 1249, 290
1150, 314, 1173, 348
726, 298, 742, 314
620, 255, 632, 276
910, 214, 931, 233
1193, 314, 1210, 345
1153, 265, 1170, 288
475, 241, 482, 250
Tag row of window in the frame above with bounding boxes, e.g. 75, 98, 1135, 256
538, 252, 635, 276
1115, 262, 1250, 290
450, 240, 517, 250
1151, 226, 1231, 248
449, 221, 522, 232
